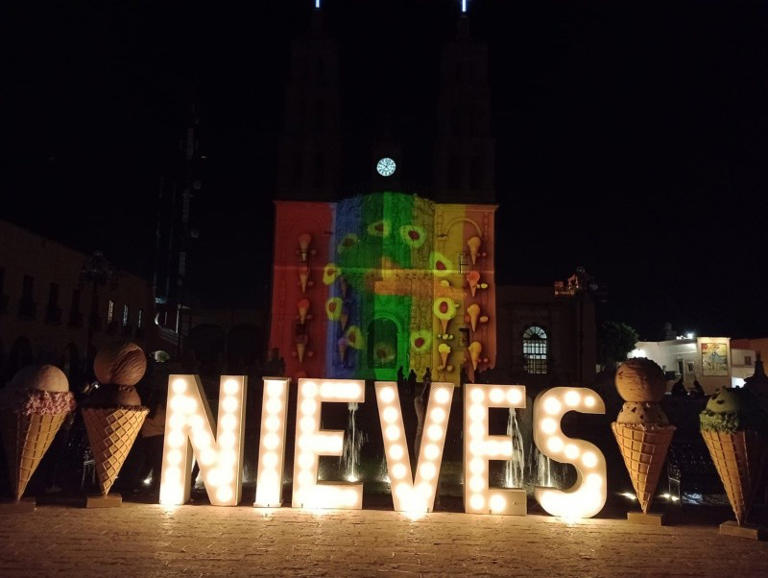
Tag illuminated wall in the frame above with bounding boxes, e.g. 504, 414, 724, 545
270, 193, 497, 382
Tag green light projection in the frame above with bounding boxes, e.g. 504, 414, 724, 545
326, 192, 435, 380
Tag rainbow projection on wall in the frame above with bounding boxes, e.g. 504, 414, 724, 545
269, 192, 497, 382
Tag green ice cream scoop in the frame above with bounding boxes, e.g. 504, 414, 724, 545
699, 387, 760, 433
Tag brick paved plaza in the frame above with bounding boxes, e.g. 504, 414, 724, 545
1, 500, 767, 577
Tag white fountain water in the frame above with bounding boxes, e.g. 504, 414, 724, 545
534, 445, 553, 487
503, 408, 525, 488
341, 402, 366, 482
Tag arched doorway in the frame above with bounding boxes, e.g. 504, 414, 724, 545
367, 318, 400, 380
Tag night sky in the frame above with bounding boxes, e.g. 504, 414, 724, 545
3, 0, 767, 340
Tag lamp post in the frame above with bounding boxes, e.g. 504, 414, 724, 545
80, 250, 117, 373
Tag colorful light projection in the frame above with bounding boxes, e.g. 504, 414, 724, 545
292, 378, 365, 510
375, 381, 455, 514
159, 375, 247, 506
532, 387, 607, 519
270, 193, 497, 384
254, 377, 290, 508
463, 384, 527, 515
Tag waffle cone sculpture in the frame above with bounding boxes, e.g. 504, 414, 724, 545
83, 342, 149, 496
612, 358, 675, 514
612, 421, 675, 513
700, 387, 767, 525
82, 405, 148, 495
0, 365, 75, 500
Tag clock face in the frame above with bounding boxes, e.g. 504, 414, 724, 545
376, 157, 396, 177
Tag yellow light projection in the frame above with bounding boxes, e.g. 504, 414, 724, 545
533, 387, 607, 519
292, 378, 365, 510
463, 383, 527, 515
254, 377, 290, 508
159, 375, 247, 506
375, 381, 455, 514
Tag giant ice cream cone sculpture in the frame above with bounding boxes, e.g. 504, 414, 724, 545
700, 387, 767, 526
466, 236, 482, 265
82, 342, 148, 496
1, 365, 75, 501
612, 358, 675, 514
468, 341, 482, 371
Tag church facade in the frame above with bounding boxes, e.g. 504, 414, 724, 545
269, 193, 496, 382
266, 4, 595, 388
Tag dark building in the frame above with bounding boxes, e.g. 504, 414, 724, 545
434, 18, 495, 204
0, 219, 155, 386
496, 274, 598, 391
153, 104, 205, 355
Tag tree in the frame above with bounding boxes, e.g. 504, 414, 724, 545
598, 321, 639, 369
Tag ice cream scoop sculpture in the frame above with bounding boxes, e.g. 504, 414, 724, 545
82, 342, 149, 496
1, 365, 76, 501
611, 358, 675, 514
700, 387, 767, 526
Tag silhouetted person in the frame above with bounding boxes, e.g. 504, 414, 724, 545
670, 378, 686, 397
264, 347, 285, 376
135, 394, 166, 496
689, 380, 705, 398
406, 369, 417, 398
414, 368, 432, 458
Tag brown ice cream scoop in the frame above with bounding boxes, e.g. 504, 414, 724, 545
616, 401, 670, 426
11, 364, 70, 393
93, 342, 147, 386
616, 358, 666, 402
86, 383, 142, 407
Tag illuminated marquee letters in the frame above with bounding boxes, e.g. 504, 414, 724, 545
160, 375, 247, 506
463, 383, 526, 515
159, 376, 609, 520
254, 377, 290, 508
532, 387, 607, 519
375, 381, 455, 514
292, 378, 365, 510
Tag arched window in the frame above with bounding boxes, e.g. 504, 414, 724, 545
523, 326, 548, 375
